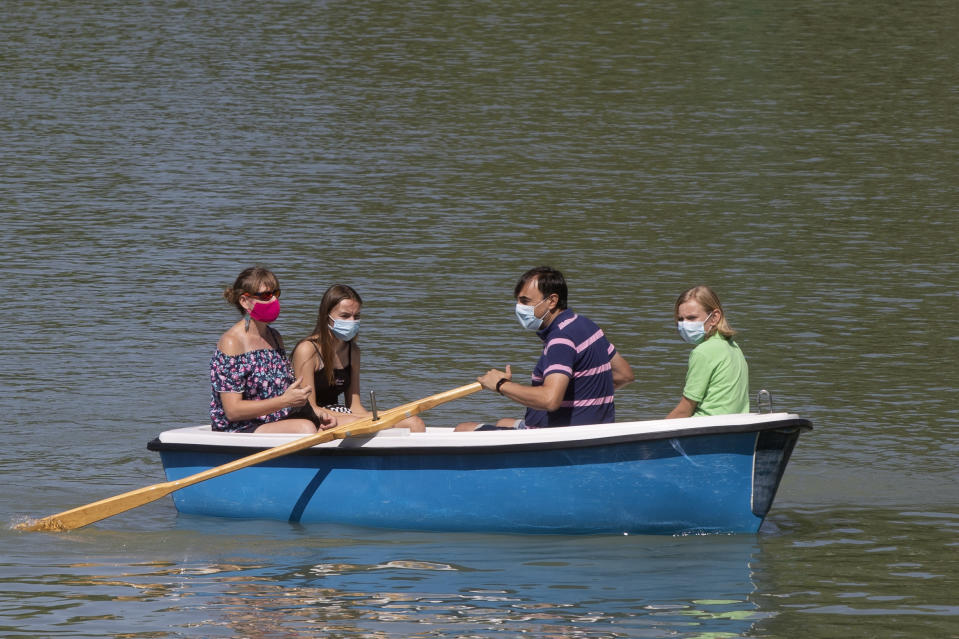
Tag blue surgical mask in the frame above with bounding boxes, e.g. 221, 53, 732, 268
515, 298, 549, 331
329, 316, 360, 341
677, 312, 713, 345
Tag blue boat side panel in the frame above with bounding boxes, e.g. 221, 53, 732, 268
160, 432, 766, 534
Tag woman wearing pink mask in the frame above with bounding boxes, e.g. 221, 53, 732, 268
209, 267, 336, 433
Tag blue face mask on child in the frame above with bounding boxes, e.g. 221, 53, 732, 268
677, 312, 713, 345
330, 317, 360, 341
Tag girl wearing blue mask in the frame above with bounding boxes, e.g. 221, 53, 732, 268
666, 286, 749, 418
291, 284, 426, 432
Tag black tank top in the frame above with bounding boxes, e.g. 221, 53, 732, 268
311, 342, 352, 406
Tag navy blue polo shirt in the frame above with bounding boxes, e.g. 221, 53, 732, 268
524, 309, 617, 427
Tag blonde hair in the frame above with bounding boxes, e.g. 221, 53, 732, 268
674, 285, 736, 338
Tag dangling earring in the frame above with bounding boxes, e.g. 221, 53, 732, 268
244, 314, 251, 330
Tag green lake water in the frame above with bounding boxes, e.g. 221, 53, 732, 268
1, 1, 956, 636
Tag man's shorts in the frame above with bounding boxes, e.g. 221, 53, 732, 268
475, 419, 528, 431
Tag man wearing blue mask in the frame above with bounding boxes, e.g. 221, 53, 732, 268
455, 266, 634, 431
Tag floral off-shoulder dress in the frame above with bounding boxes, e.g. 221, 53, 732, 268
209, 345, 294, 432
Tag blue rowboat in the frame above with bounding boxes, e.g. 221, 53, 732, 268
147, 412, 811, 535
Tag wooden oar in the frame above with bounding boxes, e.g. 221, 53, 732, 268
16, 382, 482, 532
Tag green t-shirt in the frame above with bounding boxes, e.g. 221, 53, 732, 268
682, 333, 749, 416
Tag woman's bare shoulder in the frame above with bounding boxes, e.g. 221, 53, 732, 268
217, 324, 246, 356
292, 338, 320, 362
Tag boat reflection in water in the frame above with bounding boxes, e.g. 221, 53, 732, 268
148, 412, 811, 535
164, 520, 772, 638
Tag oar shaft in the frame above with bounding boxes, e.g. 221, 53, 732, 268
16, 382, 481, 532
173, 382, 480, 490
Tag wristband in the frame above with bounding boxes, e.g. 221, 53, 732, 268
495, 378, 510, 394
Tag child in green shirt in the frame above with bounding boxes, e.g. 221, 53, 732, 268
667, 286, 749, 418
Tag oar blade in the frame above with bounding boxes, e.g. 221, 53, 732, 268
15, 482, 177, 532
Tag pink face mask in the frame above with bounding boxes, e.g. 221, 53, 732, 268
249, 298, 280, 323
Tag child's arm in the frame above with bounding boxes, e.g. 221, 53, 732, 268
666, 396, 697, 419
